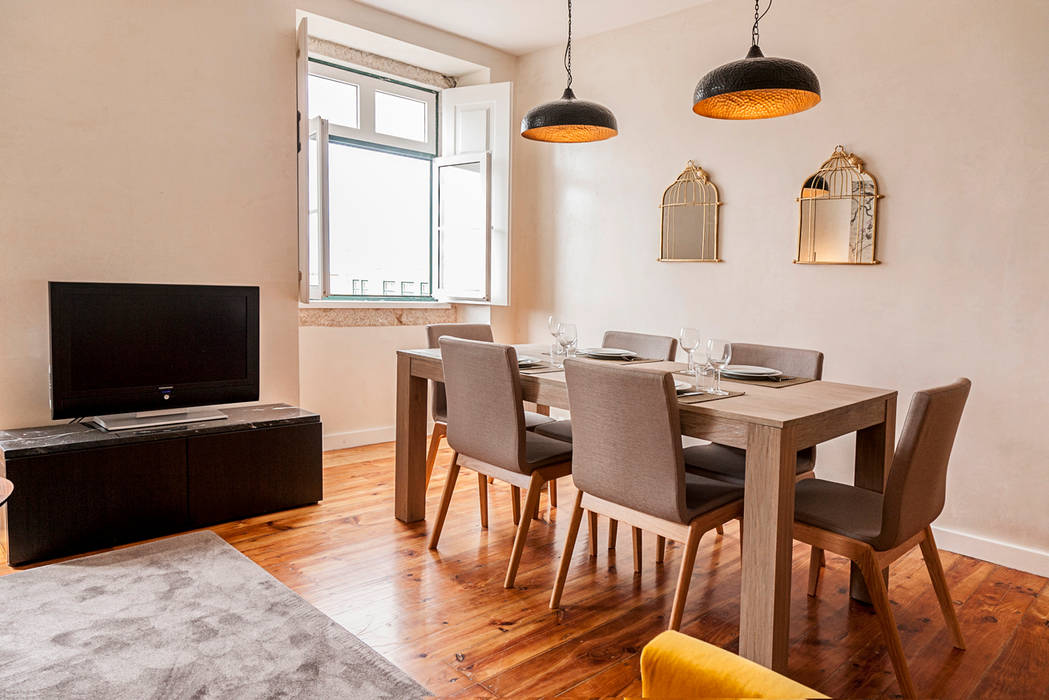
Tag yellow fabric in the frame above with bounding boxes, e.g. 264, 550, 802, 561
640, 631, 828, 699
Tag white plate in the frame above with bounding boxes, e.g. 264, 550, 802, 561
722, 364, 782, 377
518, 355, 543, 366
674, 380, 692, 392
581, 347, 637, 358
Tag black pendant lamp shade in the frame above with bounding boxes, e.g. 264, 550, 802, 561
693, 1, 820, 120
521, 0, 618, 142
521, 88, 617, 142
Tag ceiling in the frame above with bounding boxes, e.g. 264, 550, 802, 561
353, 0, 716, 56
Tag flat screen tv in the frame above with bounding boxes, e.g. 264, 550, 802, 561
49, 282, 260, 420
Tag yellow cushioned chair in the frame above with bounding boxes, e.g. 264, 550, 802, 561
641, 631, 827, 699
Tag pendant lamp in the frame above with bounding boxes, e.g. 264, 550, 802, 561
521, 0, 617, 142
693, 0, 820, 120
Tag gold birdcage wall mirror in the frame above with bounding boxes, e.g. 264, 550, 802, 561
659, 161, 722, 262
796, 145, 883, 264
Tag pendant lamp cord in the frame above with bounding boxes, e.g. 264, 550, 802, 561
752, 0, 771, 46
563, 0, 573, 89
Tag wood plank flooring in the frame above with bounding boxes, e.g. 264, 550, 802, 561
2, 441, 1047, 698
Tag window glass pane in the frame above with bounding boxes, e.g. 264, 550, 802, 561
327, 142, 430, 296
375, 91, 427, 142
438, 161, 485, 296
308, 133, 320, 291
308, 74, 359, 128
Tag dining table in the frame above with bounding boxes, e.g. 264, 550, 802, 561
394, 343, 897, 672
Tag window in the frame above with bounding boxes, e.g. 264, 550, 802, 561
306, 59, 438, 300
296, 19, 512, 306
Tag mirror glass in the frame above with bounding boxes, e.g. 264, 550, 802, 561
796, 148, 880, 264
659, 162, 721, 262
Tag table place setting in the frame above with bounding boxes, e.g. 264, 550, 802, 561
719, 365, 816, 388
672, 376, 746, 404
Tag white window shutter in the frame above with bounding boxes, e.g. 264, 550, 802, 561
295, 16, 310, 303
438, 82, 512, 306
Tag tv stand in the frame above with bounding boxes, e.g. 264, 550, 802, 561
0, 404, 321, 565
92, 407, 228, 432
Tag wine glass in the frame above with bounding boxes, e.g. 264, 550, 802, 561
678, 327, 701, 377
547, 315, 562, 357
706, 339, 732, 396
557, 323, 578, 359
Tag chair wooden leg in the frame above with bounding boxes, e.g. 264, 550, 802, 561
427, 454, 460, 550
424, 423, 446, 488
808, 546, 824, 596
477, 473, 488, 529
608, 519, 619, 550
656, 535, 666, 564
550, 491, 585, 609
715, 525, 724, 536
669, 522, 704, 631
632, 527, 643, 574
548, 478, 557, 508
588, 510, 599, 557
861, 549, 917, 698
535, 404, 551, 416
510, 485, 521, 525
505, 472, 545, 588
737, 517, 744, 558
920, 527, 966, 649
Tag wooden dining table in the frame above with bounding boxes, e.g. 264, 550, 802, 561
394, 344, 897, 672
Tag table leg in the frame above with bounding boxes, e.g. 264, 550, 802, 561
395, 353, 428, 522
739, 423, 796, 672
851, 395, 896, 603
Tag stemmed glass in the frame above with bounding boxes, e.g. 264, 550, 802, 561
678, 327, 701, 382
557, 323, 578, 359
706, 339, 732, 396
547, 315, 562, 356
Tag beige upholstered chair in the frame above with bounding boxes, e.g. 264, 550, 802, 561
534, 330, 679, 552
550, 360, 743, 630
796, 378, 971, 698
425, 323, 555, 488
428, 337, 573, 588
682, 343, 824, 540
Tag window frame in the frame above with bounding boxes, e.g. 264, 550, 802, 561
307, 58, 440, 302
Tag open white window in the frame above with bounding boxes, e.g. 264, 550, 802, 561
296, 20, 512, 305
433, 153, 490, 300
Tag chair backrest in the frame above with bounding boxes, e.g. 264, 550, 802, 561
426, 323, 494, 422
602, 330, 678, 361
730, 342, 824, 380
875, 378, 971, 550
438, 336, 526, 472
731, 342, 825, 469
563, 359, 689, 523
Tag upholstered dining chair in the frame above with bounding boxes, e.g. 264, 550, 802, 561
535, 330, 679, 553
550, 360, 743, 630
796, 378, 971, 698
683, 343, 824, 541
428, 337, 573, 588
425, 323, 555, 487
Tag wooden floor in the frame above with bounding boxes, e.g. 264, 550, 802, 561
4, 441, 1048, 698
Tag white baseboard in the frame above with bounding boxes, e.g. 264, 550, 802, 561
932, 525, 1049, 578
322, 426, 395, 451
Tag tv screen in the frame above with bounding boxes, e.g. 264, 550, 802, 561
49, 282, 260, 419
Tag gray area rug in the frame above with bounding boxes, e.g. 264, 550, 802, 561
0, 531, 429, 699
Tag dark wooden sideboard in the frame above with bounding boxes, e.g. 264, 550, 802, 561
0, 404, 322, 565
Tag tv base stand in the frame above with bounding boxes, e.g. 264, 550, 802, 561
92, 407, 229, 432
0, 404, 321, 565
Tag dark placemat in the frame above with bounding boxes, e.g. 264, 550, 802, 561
677, 389, 745, 405
721, 375, 816, 388
541, 353, 663, 365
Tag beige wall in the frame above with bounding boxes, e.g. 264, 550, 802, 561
0, 0, 307, 428
0, 0, 514, 434
509, 0, 1049, 568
